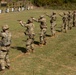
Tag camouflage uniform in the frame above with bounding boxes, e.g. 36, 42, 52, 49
33, 15, 47, 45
0, 25, 11, 71
46, 12, 56, 36
73, 11, 76, 27
50, 12, 56, 36
19, 18, 35, 53
60, 13, 68, 33
67, 11, 72, 30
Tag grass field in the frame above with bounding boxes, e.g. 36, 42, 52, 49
0, 8, 76, 75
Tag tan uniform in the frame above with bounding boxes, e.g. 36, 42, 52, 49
60, 13, 68, 33
0, 29, 11, 70
20, 19, 35, 53
33, 16, 47, 45
73, 11, 76, 27
67, 12, 72, 30
50, 14, 56, 36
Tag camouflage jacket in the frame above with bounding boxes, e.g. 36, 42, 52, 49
0, 31, 11, 46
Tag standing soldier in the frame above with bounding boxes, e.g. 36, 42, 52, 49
0, 25, 12, 71
19, 18, 35, 53
73, 11, 76, 27
59, 12, 68, 33
32, 15, 47, 46
46, 12, 57, 36
67, 11, 73, 30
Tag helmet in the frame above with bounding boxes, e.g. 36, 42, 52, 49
52, 12, 56, 15
2, 24, 9, 30
40, 15, 44, 18
28, 18, 33, 22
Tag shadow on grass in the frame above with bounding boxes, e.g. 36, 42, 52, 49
34, 41, 40, 45
46, 34, 51, 37
11, 46, 27, 53
56, 29, 61, 32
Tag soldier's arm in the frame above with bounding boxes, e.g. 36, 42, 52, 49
19, 20, 26, 27
32, 17, 39, 22
0, 32, 5, 37
45, 14, 51, 18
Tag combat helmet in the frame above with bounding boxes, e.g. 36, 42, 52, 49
52, 12, 56, 15
28, 18, 33, 23
2, 24, 9, 30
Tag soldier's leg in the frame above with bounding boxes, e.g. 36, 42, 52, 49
31, 43, 34, 53
29, 34, 35, 43
75, 21, 76, 27
68, 21, 71, 30
26, 39, 31, 54
51, 28, 53, 36
26, 45, 31, 54
5, 46, 10, 68
69, 21, 72, 30
40, 35, 44, 44
61, 24, 64, 32
5, 51, 10, 69
73, 21, 75, 27
43, 35, 46, 45
65, 25, 68, 33
53, 27, 56, 36
0, 50, 6, 70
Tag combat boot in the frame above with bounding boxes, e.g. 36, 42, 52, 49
6, 65, 10, 69
26, 50, 30, 55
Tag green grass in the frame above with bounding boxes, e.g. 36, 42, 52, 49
0, 9, 76, 75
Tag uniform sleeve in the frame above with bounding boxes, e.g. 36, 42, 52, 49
33, 18, 38, 22
19, 21, 26, 27
0, 32, 6, 37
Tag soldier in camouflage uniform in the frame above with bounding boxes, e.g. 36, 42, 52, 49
59, 12, 68, 33
46, 12, 57, 36
32, 15, 47, 45
19, 18, 35, 53
73, 11, 76, 27
0, 25, 11, 71
67, 11, 73, 30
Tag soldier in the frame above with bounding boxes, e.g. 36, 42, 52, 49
19, 18, 35, 53
32, 15, 47, 45
0, 25, 11, 71
46, 12, 57, 36
67, 11, 72, 30
73, 11, 76, 27
59, 12, 68, 33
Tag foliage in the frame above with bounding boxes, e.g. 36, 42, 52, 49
32, 0, 76, 8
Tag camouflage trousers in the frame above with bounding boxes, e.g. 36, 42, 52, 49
68, 20, 72, 30
50, 23, 56, 36
29, 34, 35, 43
0, 46, 10, 70
61, 23, 68, 33
40, 28, 46, 45
73, 20, 76, 27
51, 28, 56, 36
26, 38, 34, 52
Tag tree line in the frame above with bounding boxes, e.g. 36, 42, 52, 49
0, 0, 76, 9
31, 0, 76, 6
30, 0, 76, 9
